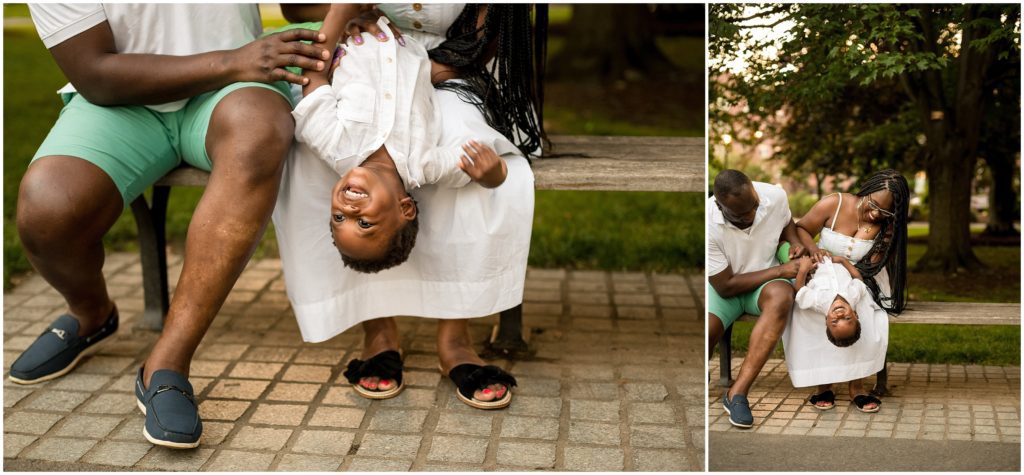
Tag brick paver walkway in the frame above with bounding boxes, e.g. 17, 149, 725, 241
3, 252, 703, 471
709, 357, 1021, 443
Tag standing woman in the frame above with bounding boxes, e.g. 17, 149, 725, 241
781, 170, 910, 412
273, 3, 546, 410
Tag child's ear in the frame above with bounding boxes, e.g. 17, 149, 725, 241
399, 196, 417, 221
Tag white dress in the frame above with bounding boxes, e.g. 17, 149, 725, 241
272, 4, 534, 342
782, 193, 890, 387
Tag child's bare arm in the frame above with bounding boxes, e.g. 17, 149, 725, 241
303, 4, 364, 94
458, 140, 508, 188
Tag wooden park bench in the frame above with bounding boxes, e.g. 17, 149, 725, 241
129, 134, 704, 356
716, 300, 1022, 394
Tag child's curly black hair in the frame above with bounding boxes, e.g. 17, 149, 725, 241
339, 214, 419, 274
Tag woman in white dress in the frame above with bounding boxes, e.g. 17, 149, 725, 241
273, 4, 546, 409
782, 170, 910, 411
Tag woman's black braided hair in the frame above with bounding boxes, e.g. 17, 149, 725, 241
854, 169, 910, 315
427, 4, 548, 158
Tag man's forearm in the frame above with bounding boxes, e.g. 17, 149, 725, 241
780, 220, 802, 247
712, 266, 786, 298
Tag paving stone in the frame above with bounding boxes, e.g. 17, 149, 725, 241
196, 343, 249, 361
208, 379, 270, 400
282, 364, 333, 383
507, 395, 562, 418
76, 355, 135, 375
200, 421, 235, 446
309, 406, 365, 428
568, 420, 621, 445
4, 411, 64, 435
3, 387, 34, 408
628, 402, 678, 425
205, 449, 275, 471
570, 399, 620, 422
404, 370, 442, 387
189, 360, 230, 378
48, 373, 112, 392
435, 412, 494, 437
276, 453, 342, 471
267, 382, 322, 402
229, 361, 284, 379
369, 409, 429, 432
321, 386, 372, 407
243, 346, 297, 363
347, 457, 413, 471
427, 435, 489, 463
3, 433, 37, 458
379, 388, 438, 408
54, 414, 123, 439
81, 441, 152, 467
248, 402, 309, 426
500, 415, 559, 440
568, 382, 619, 400
631, 425, 687, 449
228, 426, 293, 451
199, 400, 251, 421
564, 446, 624, 471
79, 392, 136, 414
22, 437, 97, 463
624, 382, 669, 401
357, 433, 422, 458
633, 448, 689, 471
22, 390, 92, 412
496, 441, 555, 469
292, 429, 355, 455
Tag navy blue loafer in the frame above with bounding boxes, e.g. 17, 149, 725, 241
135, 367, 202, 449
723, 393, 754, 428
8, 308, 118, 384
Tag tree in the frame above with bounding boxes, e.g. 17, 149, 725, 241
710, 4, 1021, 272
548, 4, 683, 82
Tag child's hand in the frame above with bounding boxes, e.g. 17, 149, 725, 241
797, 255, 815, 274
458, 140, 507, 188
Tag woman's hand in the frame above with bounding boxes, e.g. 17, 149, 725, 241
344, 7, 405, 46
459, 140, 507, 188
810, 246, 831, 263
230, 28, 329, 85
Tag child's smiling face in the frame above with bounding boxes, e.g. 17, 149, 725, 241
330, 167, 413, 261
827, 296, 859, 341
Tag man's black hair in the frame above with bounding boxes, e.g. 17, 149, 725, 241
339, 214, 419, 274
713, 169, 752, 199
825, 319, 862, 348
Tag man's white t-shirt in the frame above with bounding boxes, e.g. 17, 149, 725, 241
28, 3, 262, 112
707, 181, 792, 277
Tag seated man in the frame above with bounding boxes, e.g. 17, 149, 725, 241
9, 4, 329, 449
707, 169, 804, 428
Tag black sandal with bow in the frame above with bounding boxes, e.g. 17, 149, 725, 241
444, 363, 517, 409
343, 350, 404, 399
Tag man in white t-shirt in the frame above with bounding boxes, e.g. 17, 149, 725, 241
707, 169, 806, 428
9, 4, 333, 449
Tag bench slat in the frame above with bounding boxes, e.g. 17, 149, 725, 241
155, 135, 704, 193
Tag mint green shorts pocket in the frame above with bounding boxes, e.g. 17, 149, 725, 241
32, 81, 292, 207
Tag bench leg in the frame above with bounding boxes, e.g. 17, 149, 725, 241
871, 356, 890, 397
718, 324, 734, 387
130, 187, 170, 331
488, 304, 529, 357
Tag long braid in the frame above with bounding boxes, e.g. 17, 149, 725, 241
428, 4, 548, 157
854, 170, 910, 314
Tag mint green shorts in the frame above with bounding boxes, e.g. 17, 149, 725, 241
708, 243, 794, 328
32, 80, 292, 207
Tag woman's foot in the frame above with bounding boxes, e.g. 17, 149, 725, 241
354, 318, 400, 392
437, 319, 507, 402
809, 385, 835, 410
849, 379, 879, 412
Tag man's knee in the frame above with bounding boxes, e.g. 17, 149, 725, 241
759, 281, 794, 316
208, 88, 294, 181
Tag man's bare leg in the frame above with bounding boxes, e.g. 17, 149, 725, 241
142, 88, 293, 386
727, 281, 794, 399
16, 157, 123, 336
437, 319, 504, 402
708, 313, 725, 357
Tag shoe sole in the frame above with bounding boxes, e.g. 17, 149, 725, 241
722, 401, 754, 428
353, 381, 405, 400
7, 334, 110, 385
137, 398, 201, 449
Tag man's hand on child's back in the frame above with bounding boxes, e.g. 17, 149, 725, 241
458, 140, 508, 188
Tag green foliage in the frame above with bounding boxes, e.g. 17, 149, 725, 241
787, 190, 819, 218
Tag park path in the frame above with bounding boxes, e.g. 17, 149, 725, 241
3, 252, 703, 471
708, 356, 1021, 471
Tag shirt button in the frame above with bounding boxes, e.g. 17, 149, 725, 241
384, 93, 392, 100
413, 20, 423, 29
386, 57, 393, 63
413, 3, 422, 11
